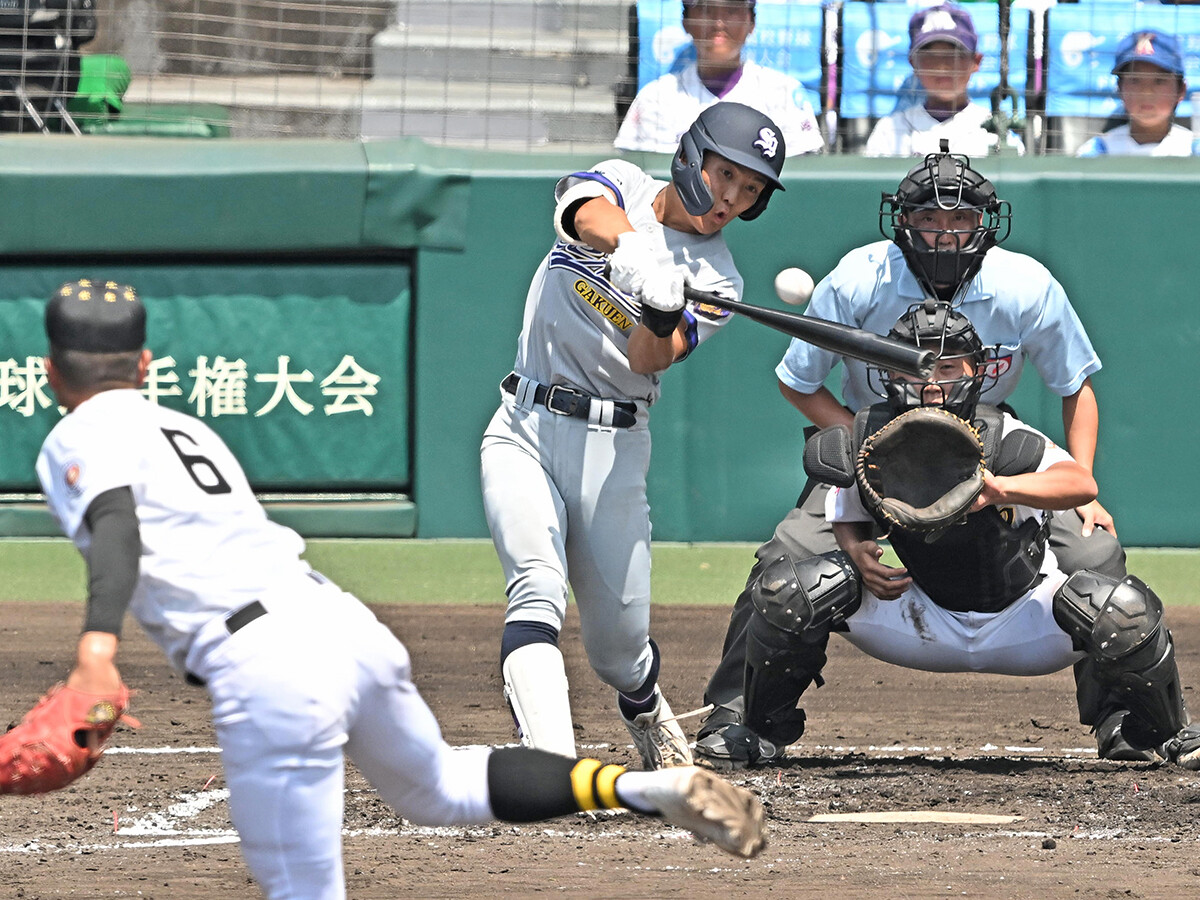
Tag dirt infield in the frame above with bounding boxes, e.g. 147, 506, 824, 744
3, 601, 1200, 899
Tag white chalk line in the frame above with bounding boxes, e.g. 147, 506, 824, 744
0, 742, 1112, 855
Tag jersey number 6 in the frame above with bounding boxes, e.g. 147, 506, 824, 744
161, 428, 233, 495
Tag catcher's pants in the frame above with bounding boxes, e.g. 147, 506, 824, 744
480, 397, 656, 692
187, 575, 495, 900
842, 564, 1086, 676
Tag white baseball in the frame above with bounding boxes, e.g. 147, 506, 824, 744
774, 267, 815, 306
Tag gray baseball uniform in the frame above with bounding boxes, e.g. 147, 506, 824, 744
481, 157, 737, 713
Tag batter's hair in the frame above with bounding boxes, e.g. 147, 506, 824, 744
49, 346, 142, 391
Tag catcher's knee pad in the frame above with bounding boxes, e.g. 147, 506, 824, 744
741, 552, 858, 746
749, 550, 862, 634
1053, 571, 1186, 747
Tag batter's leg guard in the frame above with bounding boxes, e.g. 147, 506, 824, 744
502, 643, 577, 758
1053, 570, 1187, 750
743, 551, 862, 748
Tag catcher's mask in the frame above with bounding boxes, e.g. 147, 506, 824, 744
879, 140, 1011, 303
671, 101, 786, 221
870, 300, 998, 419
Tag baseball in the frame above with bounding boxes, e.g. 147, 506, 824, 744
774, 267, 815, 306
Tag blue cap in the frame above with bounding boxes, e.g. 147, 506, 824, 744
909, 4, 978, 57
1113, 30, 1184, 77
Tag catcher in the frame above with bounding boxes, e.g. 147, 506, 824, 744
730, 301, 1200, 766
3, 279, 768, 898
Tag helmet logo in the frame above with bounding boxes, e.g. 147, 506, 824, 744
753, 127, 779, 159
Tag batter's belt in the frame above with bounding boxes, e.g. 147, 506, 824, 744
501, 372, 638, 428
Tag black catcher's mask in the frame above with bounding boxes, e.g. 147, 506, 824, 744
879, 141, 1011, 303
869, 299, 998, 420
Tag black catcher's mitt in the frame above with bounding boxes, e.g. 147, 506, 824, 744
855, 406, 985, 534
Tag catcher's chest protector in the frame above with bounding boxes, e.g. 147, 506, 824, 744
852, 403, 1049, 613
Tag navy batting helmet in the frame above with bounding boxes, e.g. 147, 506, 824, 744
671, 102, 786, 221
879, 141, 1010, 303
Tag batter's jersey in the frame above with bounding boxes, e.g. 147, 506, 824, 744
511, 158, 739, 405
36, 389, 311, 674
1076, 123, 1197, 157
864, 101, 1025, 158
614, 61, 823, 156
775, 240, 1102, 412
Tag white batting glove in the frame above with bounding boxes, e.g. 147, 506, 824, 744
638, 266, 685, 338
639, 266, 684, 313
607, 231, 659, 296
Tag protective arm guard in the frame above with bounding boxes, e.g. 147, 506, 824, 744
744, 551, 862, 746
1053, 571, 1187, 749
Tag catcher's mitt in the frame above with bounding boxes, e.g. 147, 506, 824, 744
0, 683, 137, 795
855, 406, 985, 534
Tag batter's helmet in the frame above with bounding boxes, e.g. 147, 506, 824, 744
671, 102, 786, 221
872, 300, 996, 419
879, 141, 1010, 302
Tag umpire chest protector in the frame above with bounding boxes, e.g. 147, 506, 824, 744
805, 403, 1049, 613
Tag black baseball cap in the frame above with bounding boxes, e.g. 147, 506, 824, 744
45, 279, 146, 352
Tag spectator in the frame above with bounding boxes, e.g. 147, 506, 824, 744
1077, 30, 1196, 157
616, 0, 823, 156
865, 3, 1023, 158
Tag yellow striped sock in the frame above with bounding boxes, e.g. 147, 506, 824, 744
570, 758, 627, 811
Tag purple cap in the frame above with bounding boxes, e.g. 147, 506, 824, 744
1113, 30, 1184, 77
908, 4, 978, 56
683, 0, 756, 11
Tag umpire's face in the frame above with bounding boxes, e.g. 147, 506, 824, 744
902, 207, 983, 251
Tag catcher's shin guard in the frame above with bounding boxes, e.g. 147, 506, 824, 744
743, 551, 861, 745
1053, 571, 1187, 749
502, 643, 577, 758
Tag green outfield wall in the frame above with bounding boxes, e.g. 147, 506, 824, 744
0, 137, 1196, 546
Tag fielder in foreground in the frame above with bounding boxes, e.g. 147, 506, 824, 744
0, 280, 767, 900
481, 102, 786, 770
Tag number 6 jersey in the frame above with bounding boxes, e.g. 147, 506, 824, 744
36, 388, 311, 673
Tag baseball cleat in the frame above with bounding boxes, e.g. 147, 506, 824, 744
695, 724, 785, 771
1095, 710, 1159, 763
1160, 725, 1200, 770
622, 691, 694, 770
642, 765, 767, 859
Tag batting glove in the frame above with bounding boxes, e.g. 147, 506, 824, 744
607, 231, 659, 297
639, 267, 685, 338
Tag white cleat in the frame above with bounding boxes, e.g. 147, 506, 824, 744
642, 765, 767, 859
622, 691, 694, 770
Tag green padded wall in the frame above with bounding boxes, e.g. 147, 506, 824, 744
1, 137, 1197, 544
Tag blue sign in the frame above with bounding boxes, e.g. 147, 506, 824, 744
635, 0, 826, 97
838, 2, 1029, 120
1045, 3, 1200, 118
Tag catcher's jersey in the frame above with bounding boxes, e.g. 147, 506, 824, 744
614, 61, 823, 156
36, 389, 309, 673
1076, 123, 1197, 157
776, 240, 1102, 412
864, 101, 1025, 158
511, 158, 738, 405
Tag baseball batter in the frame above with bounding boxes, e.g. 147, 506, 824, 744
730, 303, 1200, 767
29, 279, 770, 899
482, 102, 787, 768
615, 0, 823, 156
696, 145, 1138, 768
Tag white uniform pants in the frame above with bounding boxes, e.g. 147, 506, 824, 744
480, 398, 655, 692
842, 568, 1085, 676
187, 578, 494, 900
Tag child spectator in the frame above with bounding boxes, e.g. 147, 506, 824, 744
615, 0, 823, 156
865, 3, 1023, 158
1077, 29, 1196, 157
